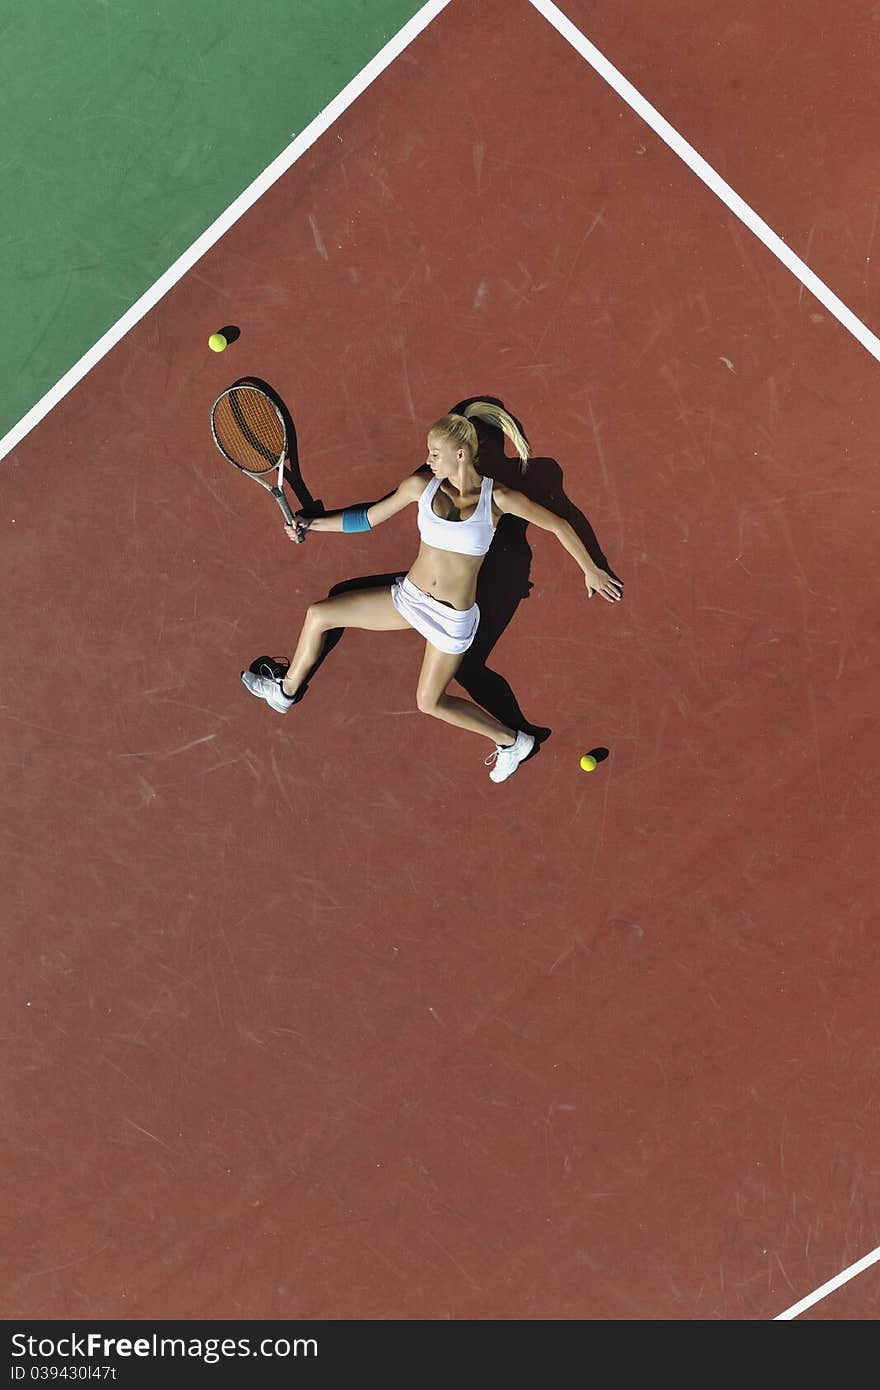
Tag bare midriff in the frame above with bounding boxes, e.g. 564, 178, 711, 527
406, 542, 485, 610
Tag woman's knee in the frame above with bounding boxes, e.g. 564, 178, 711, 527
305, 599, 331, 629
416, 685, 444, 716
307, 587, 405, 633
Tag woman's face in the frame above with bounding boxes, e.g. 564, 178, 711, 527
426, 430, 464, 480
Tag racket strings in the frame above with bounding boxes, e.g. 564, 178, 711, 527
212, 388, 285, 474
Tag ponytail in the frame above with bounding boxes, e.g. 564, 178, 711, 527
463, 401, 530, 468
429, 401, 530, 471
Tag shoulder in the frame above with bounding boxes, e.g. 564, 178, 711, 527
400, 468, 433, 500
490, 484, 559, 529
491, 482, 520, 513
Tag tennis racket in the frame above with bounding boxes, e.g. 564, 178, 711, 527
210, 384, 300, 530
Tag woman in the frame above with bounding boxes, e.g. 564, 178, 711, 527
241, 402, 623, 782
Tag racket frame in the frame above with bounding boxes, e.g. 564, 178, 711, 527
210, 385, 296, 526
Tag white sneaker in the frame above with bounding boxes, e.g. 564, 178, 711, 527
240, 661, 299, 713
485, 730, 535, 782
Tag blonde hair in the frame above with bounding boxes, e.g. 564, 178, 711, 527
429, 401, 530, 469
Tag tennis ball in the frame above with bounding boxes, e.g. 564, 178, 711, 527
208, 332, 227, 352
579, 754, 597, 772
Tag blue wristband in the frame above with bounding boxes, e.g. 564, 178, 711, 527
342, 505, 372, 533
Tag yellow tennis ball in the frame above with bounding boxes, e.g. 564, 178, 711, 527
208, 332, 227, 352
580, 754, 597, 772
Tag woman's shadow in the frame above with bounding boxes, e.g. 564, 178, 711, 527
254, 395, 619, 750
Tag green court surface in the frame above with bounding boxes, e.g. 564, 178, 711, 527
0, 0, 426, 442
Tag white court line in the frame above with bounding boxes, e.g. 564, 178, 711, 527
529, 0, 880, 365
775, 1245, 880, 1320
0, 0, 453, 465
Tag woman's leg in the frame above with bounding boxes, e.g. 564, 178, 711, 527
415, 642, 515, 745
281, 586, 410, 696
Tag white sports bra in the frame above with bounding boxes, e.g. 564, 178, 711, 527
417, 475, 496, 557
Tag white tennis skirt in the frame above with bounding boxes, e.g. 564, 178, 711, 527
390, 575, 480, 655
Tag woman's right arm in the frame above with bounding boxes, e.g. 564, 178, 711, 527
289, 471, 428, 539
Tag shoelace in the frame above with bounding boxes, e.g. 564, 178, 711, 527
256, 660, 297, 702
259, 660, 287, 683
485, 735, 523, 766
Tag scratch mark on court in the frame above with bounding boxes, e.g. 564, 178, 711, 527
241, 747, 262, 781
362, 1241, 409, 1282
726, 219, 786, 325
473, 140, 484, 192
499, 275, 533, 308
864, 201, 879, 291
309, 214, 328, 260
549, 933, 584, 973
805, 679, 825, 797
207, 959, 225, 1027
0, 708, 92, 744
586, 764, 613, 886
719, 356, 735, 372
123, 1116, 172, 1150
581, 395, 624, 542
296, 876, 348, 909
158, 695, 233, 721
535, 207, 606, 353
631, 306, 664, 364
687, 287, 712, 324
16, 1242, 113, 1283
398, 332, 417, 422
89, 1039, 133, 1085
106, 1032, 161, 1057
195, 754, 251, 778
134, 774, 157, 806
118, 733, 216, 760
425, 1231, 481, 1290
584, 397, 610, 493
659, 362, 705, 461
772, 1249, 796, 1293
269, 746, 295, 813
188, 465, 238, 515
515, 260, 544, 294
343, 1093, 379, 1115
485, 152, 585, 191
218, 923, 245, 1007
543, 1105, 554, 1183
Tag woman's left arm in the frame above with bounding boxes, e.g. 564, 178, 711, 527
494, 485, 623, 602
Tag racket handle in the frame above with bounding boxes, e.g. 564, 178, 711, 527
272, 489, 295, 525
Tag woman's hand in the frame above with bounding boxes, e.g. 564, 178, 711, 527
285, 514, 311, 544
585, 566, 623, 602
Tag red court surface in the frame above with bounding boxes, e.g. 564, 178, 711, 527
3, 0, 879, 1319
568, 0, 880, 324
